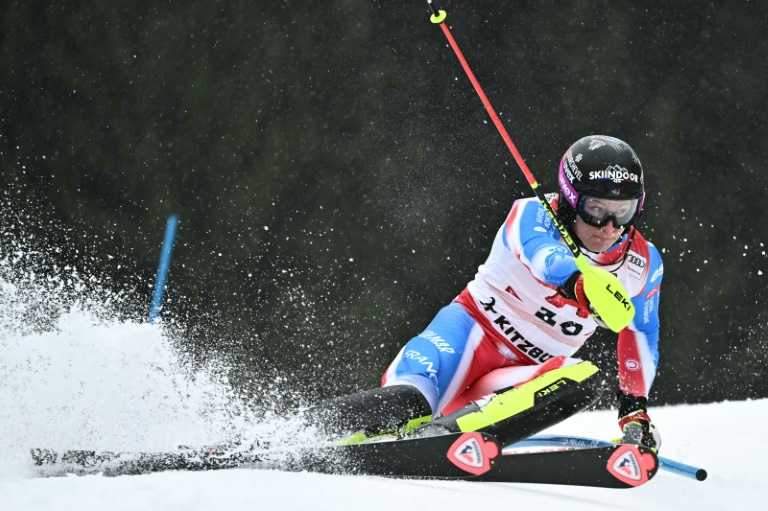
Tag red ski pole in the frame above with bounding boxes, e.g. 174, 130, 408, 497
426, 0, 583, 261
425, 1, 634, 332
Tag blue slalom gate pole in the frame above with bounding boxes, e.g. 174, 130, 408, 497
506, 434, 707, 481
149, 214, 179, 324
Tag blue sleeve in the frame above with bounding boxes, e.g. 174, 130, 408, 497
510, 200, 578, 287
630, 245, 663, 367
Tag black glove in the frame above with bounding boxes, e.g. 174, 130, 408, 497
616, 390, 661, 452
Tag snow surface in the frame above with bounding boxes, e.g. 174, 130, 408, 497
1, 309, 766, 510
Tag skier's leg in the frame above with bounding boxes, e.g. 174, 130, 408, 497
417, 357, 602, 445
306, 302, 503, 439
304, 384, 431, 438
382, 302, 510, 417
439, 355, 586, 415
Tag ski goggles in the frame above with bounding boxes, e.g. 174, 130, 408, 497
576, 196, 640, 228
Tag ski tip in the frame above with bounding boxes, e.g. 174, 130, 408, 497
606, 444, 659, 488
446, 432, 500, 476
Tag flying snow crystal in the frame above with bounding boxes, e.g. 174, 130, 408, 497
0, 207, 293, 479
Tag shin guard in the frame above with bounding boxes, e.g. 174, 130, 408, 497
304, 385, 431, 439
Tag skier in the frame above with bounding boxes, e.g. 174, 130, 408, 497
309, 135, 662, 451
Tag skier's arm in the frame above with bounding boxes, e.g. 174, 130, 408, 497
617, 248, 663, 397
509, 200, 578, 287
510, 199, 634, 332
615, 246, 663, 451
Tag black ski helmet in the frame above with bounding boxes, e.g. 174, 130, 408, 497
558, 135, 645, 228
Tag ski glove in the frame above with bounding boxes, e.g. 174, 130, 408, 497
616, 391, 661, 452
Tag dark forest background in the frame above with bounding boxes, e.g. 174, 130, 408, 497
1, 1, 767, 409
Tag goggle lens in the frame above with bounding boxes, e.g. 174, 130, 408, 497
576, 196, 639, 228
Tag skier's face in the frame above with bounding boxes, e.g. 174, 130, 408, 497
573, 214, 625, 253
